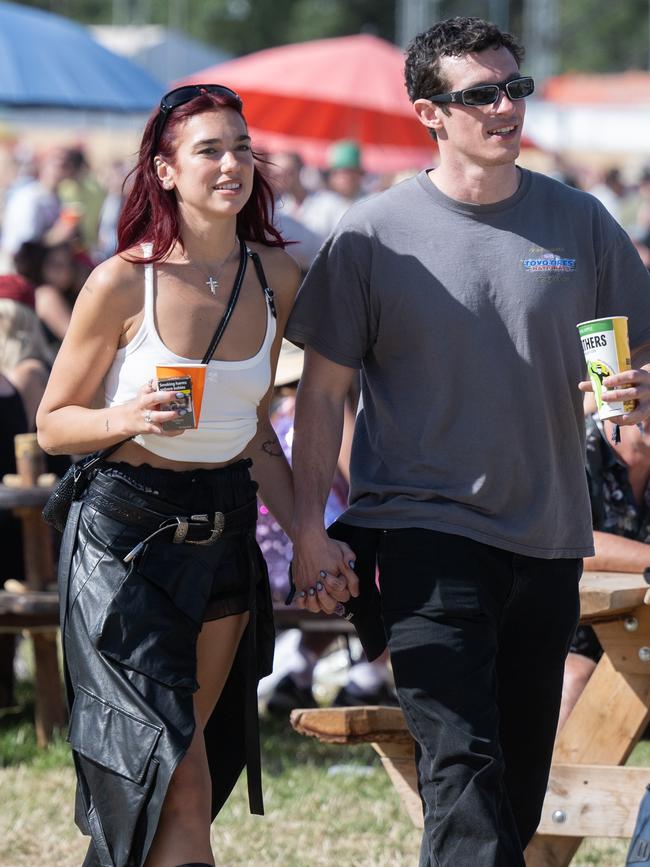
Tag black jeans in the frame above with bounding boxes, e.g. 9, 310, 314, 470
376, 528, 581, 867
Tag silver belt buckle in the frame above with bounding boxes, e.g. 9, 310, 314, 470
186, 511, 225, 545
172, 519, 189, 544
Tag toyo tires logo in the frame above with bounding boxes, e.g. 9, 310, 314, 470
522, 253, 576, 272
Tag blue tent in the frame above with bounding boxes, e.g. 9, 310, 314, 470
0, 1, 163, 111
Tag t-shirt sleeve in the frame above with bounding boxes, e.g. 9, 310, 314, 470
285, 219, 376, 369
595, 214, 650, 349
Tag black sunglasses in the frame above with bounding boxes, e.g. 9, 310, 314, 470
428, 75, 534, 107
152, 84, 243, 150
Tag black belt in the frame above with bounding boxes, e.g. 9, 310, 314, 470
83, 474, 258, 561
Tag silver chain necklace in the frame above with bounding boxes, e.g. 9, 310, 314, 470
185, 237, 239, 295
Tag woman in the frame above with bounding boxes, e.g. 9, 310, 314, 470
0, 289, 55, 705
0, 288, 53, 425
14, 240, 85, 348
37, 85, 352, 867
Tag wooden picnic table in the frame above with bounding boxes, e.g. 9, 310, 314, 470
292, 570, 650, 865
0, 433, 65, 745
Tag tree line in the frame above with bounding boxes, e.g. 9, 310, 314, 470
18, 0, 650, 74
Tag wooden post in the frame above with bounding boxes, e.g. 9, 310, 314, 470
526, 610, 650, 866
13, 433, 66, 745
372, 740, 423, 828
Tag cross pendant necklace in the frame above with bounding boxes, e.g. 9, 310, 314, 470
186, 236, 238, 297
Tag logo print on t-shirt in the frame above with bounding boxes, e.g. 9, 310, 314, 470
522, 247, 576, 274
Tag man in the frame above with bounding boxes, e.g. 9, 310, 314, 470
268, 151, 312, 219
559, 412, 650, 730
58, 147, 106, 256
1, 146, 72, 260
267, 152, 322, 272
285, 16, 650, 867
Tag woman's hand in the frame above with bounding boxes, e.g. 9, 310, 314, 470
120, 380, 187, 437
291, 526, 359, 614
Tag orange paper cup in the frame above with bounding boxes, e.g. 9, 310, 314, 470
156, 363, 207, 427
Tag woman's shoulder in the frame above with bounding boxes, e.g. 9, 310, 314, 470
80, 250, 146, 315
89, 250, 144, 288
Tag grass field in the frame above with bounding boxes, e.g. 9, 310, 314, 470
0, 684, 644, 867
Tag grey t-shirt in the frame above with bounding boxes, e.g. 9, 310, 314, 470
286, 169, 650, 558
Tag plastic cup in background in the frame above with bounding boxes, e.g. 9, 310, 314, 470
155, 363, 206, 430
577, 316, 636, 420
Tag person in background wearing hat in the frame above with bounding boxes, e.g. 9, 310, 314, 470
297, 140, 367, 240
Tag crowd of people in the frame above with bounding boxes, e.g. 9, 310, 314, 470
2, 13, 650, 867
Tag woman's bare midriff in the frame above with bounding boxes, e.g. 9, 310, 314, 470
106, 438, 247, 471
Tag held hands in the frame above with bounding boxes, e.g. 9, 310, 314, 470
291, 527, 359, 615
123, 380, 187, 437
579, 367, 650, 428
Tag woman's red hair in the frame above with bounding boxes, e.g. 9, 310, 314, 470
116, 90, 285, 261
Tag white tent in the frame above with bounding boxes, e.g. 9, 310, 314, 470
91, 25, 231, 85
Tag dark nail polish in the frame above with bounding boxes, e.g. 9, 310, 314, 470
308, 587, 316, 596
349, 560, 356, 569
175, 392, 185, 399
316, 582, 324, 591
319, 570, 327, 578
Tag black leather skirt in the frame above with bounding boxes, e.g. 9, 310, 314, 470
58, 459, 274, 867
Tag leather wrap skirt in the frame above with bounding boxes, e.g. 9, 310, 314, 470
58, 459, 274, 867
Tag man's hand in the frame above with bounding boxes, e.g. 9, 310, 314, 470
579, 367, 650, 428
291, 526, 358, 614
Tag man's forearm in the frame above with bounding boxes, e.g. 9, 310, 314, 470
292, 385, 345, 533
584, 530, 650, 573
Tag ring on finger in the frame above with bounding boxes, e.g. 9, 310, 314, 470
144, 409, 152, 424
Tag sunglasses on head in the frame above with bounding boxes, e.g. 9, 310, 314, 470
428, 75, 534, 107
152, 84, 243, 150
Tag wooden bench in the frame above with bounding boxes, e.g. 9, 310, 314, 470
291, 571, 650, 865
0, 433, 66, 745
273, 605, 355, 634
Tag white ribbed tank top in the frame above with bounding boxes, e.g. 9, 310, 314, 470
103, 246, 276, 462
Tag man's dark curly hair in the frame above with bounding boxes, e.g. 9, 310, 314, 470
404, 16, 525, 104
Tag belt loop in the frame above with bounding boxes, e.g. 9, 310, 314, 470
173, 520, 189, 543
